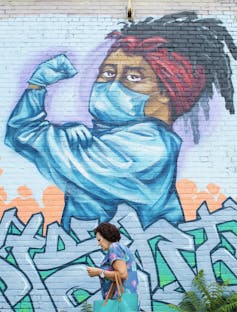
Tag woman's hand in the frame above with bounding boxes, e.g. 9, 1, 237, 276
87, 266, 101, 277
28, 54, 77, 87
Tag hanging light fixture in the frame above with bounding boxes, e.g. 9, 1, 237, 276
127, 0, 134, 22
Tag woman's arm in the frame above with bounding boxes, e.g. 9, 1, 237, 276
112, 259, 128, 280
87, 259, 128, 281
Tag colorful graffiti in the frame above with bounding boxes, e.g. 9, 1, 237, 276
1, 10, 237, 311
1, 199, 237, 311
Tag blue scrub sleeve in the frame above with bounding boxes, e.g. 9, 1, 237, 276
5, 85, 183, 230
5, 89, 164, 204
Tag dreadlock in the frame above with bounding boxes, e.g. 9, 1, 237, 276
116, 11, 237, 143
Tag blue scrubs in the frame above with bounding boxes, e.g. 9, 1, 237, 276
5, 88, 184, 230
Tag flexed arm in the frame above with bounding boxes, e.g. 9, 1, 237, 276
6, 54, 77, 133
5, 54, 183, 230
5, 54, 78, 152
5, 54, 92, 187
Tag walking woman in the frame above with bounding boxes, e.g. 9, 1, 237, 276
87, 222, 139, 300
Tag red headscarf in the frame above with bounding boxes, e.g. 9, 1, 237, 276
107, 32, 206, 117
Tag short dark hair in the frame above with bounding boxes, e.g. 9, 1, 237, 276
94, 222, 121, 242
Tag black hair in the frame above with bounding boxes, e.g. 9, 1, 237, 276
119, 11, 237, 143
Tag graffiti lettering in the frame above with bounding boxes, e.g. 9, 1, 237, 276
0, 200, 237, 311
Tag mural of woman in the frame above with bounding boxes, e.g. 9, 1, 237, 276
5, 11, 237, 231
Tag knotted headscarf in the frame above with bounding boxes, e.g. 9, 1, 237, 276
107, 31, 206, 117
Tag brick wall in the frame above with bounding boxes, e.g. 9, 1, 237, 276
0, 1, 237, 311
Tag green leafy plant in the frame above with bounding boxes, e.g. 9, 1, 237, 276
169, 269, 237, 312
81, 300, 93, 312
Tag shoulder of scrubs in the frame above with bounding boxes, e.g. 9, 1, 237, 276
97, 119, 182, 166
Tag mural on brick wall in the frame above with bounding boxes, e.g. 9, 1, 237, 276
1, 11, 237, 311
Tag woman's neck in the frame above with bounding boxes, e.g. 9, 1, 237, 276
144, 100, 173, 125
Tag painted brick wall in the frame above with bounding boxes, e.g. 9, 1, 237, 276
0, 1, 237, 311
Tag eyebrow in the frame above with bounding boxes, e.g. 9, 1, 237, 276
99, 64, 117, 71
100, 64, 146, 72
123, 66, 146, 73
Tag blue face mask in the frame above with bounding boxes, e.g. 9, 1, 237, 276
89, 81, 150, 124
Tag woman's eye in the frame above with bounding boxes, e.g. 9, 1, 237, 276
127, 74, 142, 82
102, 71, 116, 78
